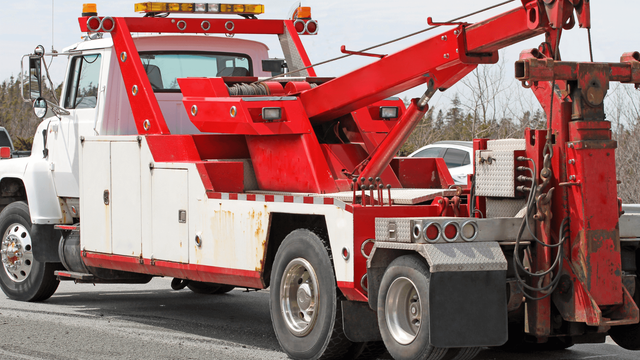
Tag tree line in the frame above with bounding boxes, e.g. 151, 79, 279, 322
0, 77, 41, 150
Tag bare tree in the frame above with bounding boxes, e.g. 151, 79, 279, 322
608, 83, 640, 203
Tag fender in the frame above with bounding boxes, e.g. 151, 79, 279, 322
3, 120, 67, 225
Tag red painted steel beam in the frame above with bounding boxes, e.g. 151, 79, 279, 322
79, 16, 285, 34
520, 49, 640, 312
359, 92, 432, 181
110, 17, 170, 135
464, 4, 545, 53
300, 3, 548, 123
516, 59, 640, 84
83, 251, 265, 289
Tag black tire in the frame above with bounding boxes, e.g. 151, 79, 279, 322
441, 347, 481, 360
609, 278, 640, 350
0, 202, 61, 302
187, 281, 235, 294
270, 229, 352, 360
171, 278, 189, 290
377, 255, 447, 360
345, 341, 389, 360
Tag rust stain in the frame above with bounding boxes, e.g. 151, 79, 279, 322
104, 202, 110, 252
194, 236, 203, 264
256, 239, 267, 272
210, 207, 235, 266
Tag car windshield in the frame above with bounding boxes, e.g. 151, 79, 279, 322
139, 52, 252, 92
443, 148, 470, 168
0, 130, 12, 149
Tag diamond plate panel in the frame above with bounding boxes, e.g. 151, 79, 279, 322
487, 139, 526, 151
419, 242, 507, 272
375, 218, 412, 242
486, 198, 527, 218
278, 31, 310, 77
476, 150, 517, 197
373, 242, 507, 272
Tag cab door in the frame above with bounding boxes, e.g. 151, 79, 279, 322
49, 52, 104, 198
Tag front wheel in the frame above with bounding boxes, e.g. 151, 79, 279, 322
377, 255, 447, 360
0, 202, 61, 302
270, 229, 352, 360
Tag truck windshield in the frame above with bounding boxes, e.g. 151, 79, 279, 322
139, 52, 252, 92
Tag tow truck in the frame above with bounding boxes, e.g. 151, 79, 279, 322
1, 1, 639, 360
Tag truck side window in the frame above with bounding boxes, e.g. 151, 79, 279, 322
64, 54, 102, 109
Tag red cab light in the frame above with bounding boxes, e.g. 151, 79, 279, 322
0, 147, 11, 159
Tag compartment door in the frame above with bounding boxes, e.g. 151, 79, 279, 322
79, 141, 111, 254
111, 141, 142, 257
151, 169, 189, 263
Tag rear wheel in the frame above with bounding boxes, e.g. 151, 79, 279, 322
377, 255, 447, 360
187, 281, 235, 294
270, 229, 352, 360
0, 202, 60, 302
609, 278, 640, 350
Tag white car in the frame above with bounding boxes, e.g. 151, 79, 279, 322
407, 141, 473, 185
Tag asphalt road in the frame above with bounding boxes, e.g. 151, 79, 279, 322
0, 277, 638, 360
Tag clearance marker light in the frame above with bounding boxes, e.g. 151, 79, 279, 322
82, 3, 98, 16
134, 3, 265, 15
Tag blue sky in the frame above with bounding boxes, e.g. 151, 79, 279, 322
0, 0, 637, 102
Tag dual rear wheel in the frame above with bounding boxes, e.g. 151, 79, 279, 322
269, 231, 480, 360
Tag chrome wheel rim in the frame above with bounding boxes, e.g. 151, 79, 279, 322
280, 258, 319, 337
385, 277, 421, 345
1, 223, 34, 283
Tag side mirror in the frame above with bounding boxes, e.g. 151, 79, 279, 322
262, 59, 286, 76
32, 97, 48, 119
28, 56, 42, 100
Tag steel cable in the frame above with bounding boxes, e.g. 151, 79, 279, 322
255, 0, 516, 84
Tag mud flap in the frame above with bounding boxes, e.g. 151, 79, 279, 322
429, 270, 508, 347
342, 300, 382, 342
31, 224, 61, 263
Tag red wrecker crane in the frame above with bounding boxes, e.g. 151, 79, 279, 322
1, 1, 639, 360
